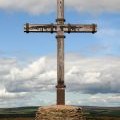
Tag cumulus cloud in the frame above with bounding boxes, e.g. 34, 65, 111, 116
0, 0, 120, 14
0, 0, 55, 14
0, 55, 120, 94
0, 87, 27, 99
65, 55, 120, 94
0, 54, 120, 107
66, 0, 120, 13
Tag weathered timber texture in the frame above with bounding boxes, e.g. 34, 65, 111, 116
57, 36, 64, 85
35, 105, 86, 120
56, 34, 65, 105
56, 0, 66, 105
56, 86, 65, 105
24, 24, 97, 33
57, 0, 64, 19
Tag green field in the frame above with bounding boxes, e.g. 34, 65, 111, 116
0, 106, 119, 120
83, 106, 120, 120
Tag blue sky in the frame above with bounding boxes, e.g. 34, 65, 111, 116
0, 11, 120, 58
0, 0, 120, 108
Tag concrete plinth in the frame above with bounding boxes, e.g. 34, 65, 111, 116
35, 105, 86, 120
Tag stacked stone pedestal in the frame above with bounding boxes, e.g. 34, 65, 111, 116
35, 105, 85, 120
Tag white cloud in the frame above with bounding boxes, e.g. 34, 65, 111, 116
0, 87, 27, 99
66, 0, 120, 13
0, 54, 120, 107
0, 0, 55, 14
65, 55, 120, 94
0, 55, 120, 94
89, 94, 120, 106
0, 0, 120, 14
66, 93, 120, 106
10, 57, 46, 81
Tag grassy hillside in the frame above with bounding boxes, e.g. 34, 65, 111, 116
0, 107, 37, 118
0, 118, 34, 120
83, 106, 120, 120
0, 106, 119, 120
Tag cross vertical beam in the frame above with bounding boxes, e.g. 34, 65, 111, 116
56, 0, 66, 105
57, 0, 65, 21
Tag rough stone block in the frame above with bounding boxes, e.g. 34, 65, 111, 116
35, 105, 86, 120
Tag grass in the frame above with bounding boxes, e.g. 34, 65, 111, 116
0, 118, 34, 120
0, 107, 37, 118
0, 106, 119, 120
83, 106, 120, 120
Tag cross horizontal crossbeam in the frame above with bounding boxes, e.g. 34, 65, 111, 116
24, 23, 97, 34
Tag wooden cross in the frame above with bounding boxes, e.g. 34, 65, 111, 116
24, 0, 97, 105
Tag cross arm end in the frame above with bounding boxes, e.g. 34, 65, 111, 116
24, 23, 29, 33
92, 24, 97, 34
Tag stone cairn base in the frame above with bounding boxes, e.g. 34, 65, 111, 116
35, 105, 86, 120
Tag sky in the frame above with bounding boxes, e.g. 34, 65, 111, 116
0, 0, 120, 108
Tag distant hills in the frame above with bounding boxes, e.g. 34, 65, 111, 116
0, 106, 120, 120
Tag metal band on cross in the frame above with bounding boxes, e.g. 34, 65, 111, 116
24, 0, 97, 105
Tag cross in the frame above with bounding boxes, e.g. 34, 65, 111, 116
24, 0, 97, 105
